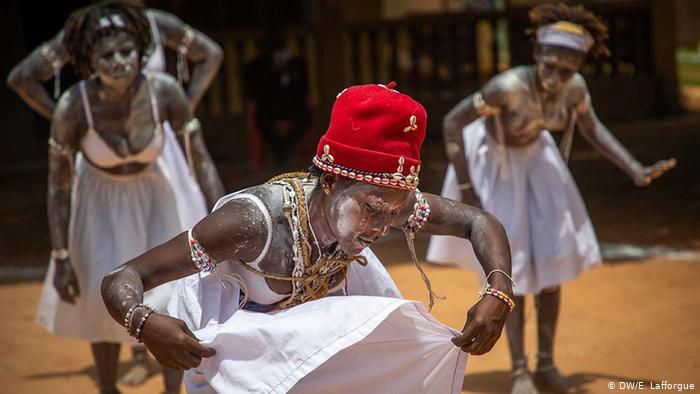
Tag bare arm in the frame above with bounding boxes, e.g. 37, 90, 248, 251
7, 31, 68, 120
158, 74, 225, 208
394, 193, 512, 355
443, 77, 508, 206
151, 9, 223, 111
48, 87, 82, 303
421, 194, 511, 291
101, 197, 266, 369
573, 77, 675, 186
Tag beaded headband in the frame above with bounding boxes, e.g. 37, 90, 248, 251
312, 146, 420, 190
536, 21, 593, 53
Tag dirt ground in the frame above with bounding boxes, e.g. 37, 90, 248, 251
1, 114, 699, 393
1, 256, 699, 394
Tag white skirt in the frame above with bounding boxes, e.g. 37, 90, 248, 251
168, 249, 467, 393
37, 122, 209, 343
426, 118, 601, 295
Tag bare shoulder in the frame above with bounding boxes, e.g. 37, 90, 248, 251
197, 185, 278, 262
51, 83, 86, 141
148, 71, 181, 93
565, 73, 590, 106
482, 66, 529, 105
148, 71, 188, 105
53, 83, 83, 122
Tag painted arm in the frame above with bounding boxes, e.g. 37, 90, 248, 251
101, 197, 266, 369
7, 31, 68, 120
397, 193, 512, 355
159, 74, 225, 209
443, 77, 508, 206
574, 78, 676, 186
47, 88, 81, 303
151, 9, 223, 111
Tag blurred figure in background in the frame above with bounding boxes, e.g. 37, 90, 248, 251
427, 3, 675, 394
36, 2, 224, 392
243, 26, 311, 168
6, 0, 224, 387
7, 0, 223, 120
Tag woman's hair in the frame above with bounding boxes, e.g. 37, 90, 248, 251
308, 163, 324, 178
63, 0, 151, 78
526, 2, 610, 59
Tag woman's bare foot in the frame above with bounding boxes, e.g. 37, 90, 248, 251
118, 346, 150, 386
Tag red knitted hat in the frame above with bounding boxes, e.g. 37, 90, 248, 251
313, 82, 427, 190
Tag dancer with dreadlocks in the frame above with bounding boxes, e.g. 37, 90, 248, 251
10, 0, 225, 387
102, 82, 515, 393
427, 3, 675, 393
36, 2, 224, 393
7, 0, 222, 120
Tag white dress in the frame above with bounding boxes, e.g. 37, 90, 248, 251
426, 118, 601, 295
167, 190, 468, 393
37, 79, 208, 343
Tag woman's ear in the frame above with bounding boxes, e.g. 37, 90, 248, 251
320, 173, 339, 195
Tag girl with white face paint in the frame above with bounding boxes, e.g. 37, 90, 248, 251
38, 2, 225, 393
427, 3, 675, 394
7, 1, 223, 120
101, 82, 517, 393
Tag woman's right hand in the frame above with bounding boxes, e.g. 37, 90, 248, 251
53, 259, 80, 304
140, 313, 216, 370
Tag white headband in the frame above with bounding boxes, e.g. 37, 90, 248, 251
536, 21, 593, 53
98, 14, 126, 30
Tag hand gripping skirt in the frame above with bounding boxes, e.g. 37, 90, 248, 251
168, 249, 468, 393
37, 122, 208, 343
426, 118, 601, 295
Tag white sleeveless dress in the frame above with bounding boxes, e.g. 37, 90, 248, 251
37, 75, 208, 343
426, 118, 601, 295
167, 189, 468, 393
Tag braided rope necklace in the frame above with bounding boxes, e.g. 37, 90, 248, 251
232, 172, 367, 309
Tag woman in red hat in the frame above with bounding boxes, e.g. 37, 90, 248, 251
427, 3, 675, 393
102, 82, 514, 392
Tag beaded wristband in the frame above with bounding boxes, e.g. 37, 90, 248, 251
123, 304, 154, 333
188, 229, 216, 272
403, 189, 430, 233
134, 309, 157, 343
478, 284, 516, 312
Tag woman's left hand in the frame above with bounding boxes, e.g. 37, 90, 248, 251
451, 295, 510, 355
632, 158, 676, 187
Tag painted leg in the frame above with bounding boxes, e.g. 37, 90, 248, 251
506, 296, 538, 394
162, 366, 183, 394
534, 287, 573, 393
118, 345, 150, 386
91, 342, 122, 394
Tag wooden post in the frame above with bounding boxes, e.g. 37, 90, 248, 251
651, 0, 681, 114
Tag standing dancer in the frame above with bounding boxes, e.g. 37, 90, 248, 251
38, 2, 224, 393
427, 3, 675, 393
7, 0, 222, 120
102, 82, 515, 393
8, 0, 224, 386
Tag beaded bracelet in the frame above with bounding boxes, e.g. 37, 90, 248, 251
478, 284, 516, 312
134, 309, 157, 343
403, 189, 430, 233
123, 304, 155, 333
188, 228, 216, 272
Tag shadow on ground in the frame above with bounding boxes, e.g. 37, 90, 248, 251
462, 370, 664, 393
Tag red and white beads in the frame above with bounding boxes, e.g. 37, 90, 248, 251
480, 285, 516, 312
188, 228, 216, 272
404, 189, 430, 233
